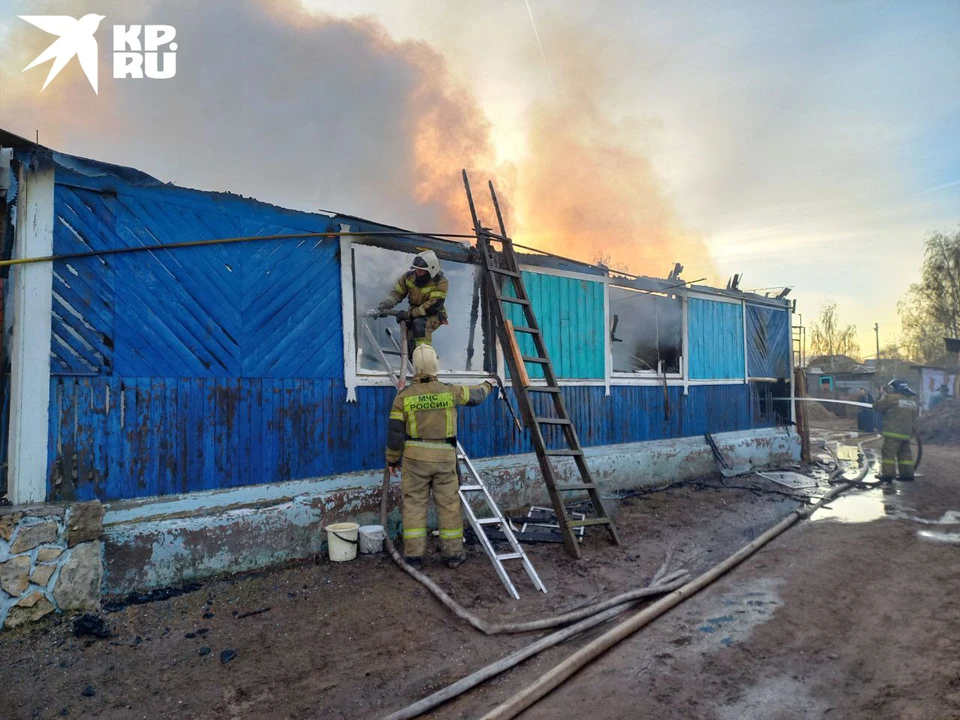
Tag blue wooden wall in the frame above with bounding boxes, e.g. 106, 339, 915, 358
505, 271, 605, 379
49, 378, 761, 501
42, 158, 779, 503
51, 183, 341, 379
47, 169, 344, 501
745, 304, 791, 379
687, 298, 746, 380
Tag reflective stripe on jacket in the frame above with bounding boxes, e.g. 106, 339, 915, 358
386, 376, 492, 463
379, 271, 448, 319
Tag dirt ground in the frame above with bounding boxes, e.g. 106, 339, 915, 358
3, 438, 960, 720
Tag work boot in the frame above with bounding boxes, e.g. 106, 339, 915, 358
404, 556, 423, 571
898, 476, 915, 482
443, 554, 466, 569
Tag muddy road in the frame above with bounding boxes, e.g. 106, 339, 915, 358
2, 443, 959, 719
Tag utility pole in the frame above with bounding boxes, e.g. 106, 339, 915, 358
874, 323, 880, 361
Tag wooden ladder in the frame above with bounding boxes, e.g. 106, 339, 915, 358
462, 171, 620, 559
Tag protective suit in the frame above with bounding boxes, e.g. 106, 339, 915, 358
378, 250, 448, 357
874, 379, 919, 481
386, 346, 492, 566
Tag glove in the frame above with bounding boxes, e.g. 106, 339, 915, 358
388, 462, 401, 478
377, 301, 390, 312
395, 310, 408, 324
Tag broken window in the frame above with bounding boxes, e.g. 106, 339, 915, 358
352, 244, 487, 375
752, 379, 792, 427
609, 287, 682, 375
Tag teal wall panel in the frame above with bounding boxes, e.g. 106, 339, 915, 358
688, 297, 745, 380
506, 272, 605, 379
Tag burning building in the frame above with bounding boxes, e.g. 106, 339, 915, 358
0, 130, 796, 601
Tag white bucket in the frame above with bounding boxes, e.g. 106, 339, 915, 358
325, 522, 360, 562
358, 525, 386, 554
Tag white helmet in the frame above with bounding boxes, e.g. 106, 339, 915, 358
412, 344, 440, 376
411, 250, 441, 278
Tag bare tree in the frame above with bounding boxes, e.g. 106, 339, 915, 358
898, 229, 960, 363
809, 301, 860, 361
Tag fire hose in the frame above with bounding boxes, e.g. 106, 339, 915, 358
377, 329, 881, 718
778, 396, 923, 471
383, 435, 875, 720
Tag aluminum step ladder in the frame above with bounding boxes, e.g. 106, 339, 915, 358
456, 446, 546, 599
360, 316, 546, 598
461, 170, 621, 560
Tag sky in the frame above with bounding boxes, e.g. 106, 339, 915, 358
0, 0, 958, 355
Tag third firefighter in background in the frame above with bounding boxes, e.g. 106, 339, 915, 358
873, 378, 919, 481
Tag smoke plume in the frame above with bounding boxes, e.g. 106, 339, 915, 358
508, 22, 716, 280
0, 0, 712, 278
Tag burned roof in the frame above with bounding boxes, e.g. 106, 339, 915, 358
1, 126, 789, 308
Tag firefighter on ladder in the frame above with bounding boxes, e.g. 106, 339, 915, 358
376, 249, 448, 359
874, 378, 919, 482
385, 345, 492, 570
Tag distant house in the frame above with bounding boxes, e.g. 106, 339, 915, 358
805, 355, 876, 395
863, 357, 922, 393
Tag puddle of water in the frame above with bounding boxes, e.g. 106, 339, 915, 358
811, 491, 889, 523
917, 530, 960, 544
673, 579, 782, 655
909, 510, 960, 525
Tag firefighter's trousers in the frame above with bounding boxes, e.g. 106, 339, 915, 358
400, 455, 464, 558
405, 315, 444, 359
880, 433, 914, 480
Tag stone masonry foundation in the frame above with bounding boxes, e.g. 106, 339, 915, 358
0, 501, 104, 630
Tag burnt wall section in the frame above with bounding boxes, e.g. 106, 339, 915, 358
746, 304, 791, 380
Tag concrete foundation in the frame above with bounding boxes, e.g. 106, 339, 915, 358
102, 428, 799, 595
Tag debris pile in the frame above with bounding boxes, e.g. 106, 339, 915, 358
918, 400, 960, 446
803, 400, 837, 424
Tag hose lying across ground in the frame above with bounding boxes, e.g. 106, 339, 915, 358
472, 445, 875, 720
377, 465, 687, 636
382, 435, 873, 720
378, 322, 874, 718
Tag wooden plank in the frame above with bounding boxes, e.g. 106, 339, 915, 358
159, 378, 176, 496
237, 378, 252, 489
200, 380, 217, 491
105, 378, 123, 500
503, 320, 530, 388
89, 378, 108, 499
176, 377, 191, 493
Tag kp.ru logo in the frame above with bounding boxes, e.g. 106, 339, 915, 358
20, 13, 177, 94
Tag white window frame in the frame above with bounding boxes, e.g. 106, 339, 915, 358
343, 237, 493, 389
683, 291, 748, 385
512, 264, 611, 391
607, 283, 684, 384
341, 240, 789, 399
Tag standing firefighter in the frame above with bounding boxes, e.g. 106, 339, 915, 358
377, 250, 448, 358
386, 345, 492, 569
874, 378, 919, 481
